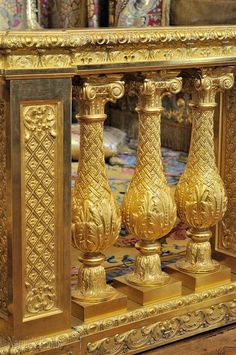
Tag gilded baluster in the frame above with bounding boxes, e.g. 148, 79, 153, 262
122, 71, 182, 286
72, 75, 124, 302
175, 68, 234, 273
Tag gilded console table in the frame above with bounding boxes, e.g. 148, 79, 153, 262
0, 27, 236, 354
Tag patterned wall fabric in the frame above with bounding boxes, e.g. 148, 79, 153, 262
114, 0, 164, 27
0, 0, 26, 29
39, 0, 165, 29
87, 0, 99, 27
40, 0, 103, 28
40, 0, 87, 28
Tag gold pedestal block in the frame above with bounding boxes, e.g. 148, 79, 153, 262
113, 276, 182, 305
166, 264, 231, 292
72, 289, 127, 322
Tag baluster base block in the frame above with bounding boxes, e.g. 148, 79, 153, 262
166, 264, 231, 292
72, 289, 127, 322
113, 275, 182, 306
176, 257, 220, 274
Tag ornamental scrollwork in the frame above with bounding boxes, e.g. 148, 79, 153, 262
74, 283, 236, 337
87, 300, 236, 354
25, 281, 56, 314
23, 104, 57, 141
1, 28, 236, 70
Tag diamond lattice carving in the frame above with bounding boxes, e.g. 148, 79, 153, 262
22, 104, 58, 317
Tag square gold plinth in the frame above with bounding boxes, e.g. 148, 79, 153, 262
166, 264, 232, 292
72, 290, 127, 322
113, 276, 182, 305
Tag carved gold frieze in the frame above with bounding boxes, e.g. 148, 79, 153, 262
1, 27, 236, 70
21, 101, 62, 318
0, 283, 235, 354
7, 53, 72, 70
7, 330, 78, 355
87, 299, 236, 354
0, 98, 7, 315
75, 283, 236, 337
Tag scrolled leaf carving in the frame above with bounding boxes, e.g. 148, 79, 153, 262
87, 300, 236, 354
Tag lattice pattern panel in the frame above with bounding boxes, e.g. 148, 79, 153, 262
21, 103, 60, 318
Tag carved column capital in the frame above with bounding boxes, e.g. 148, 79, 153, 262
142, 71, 182, 94
193, 68, 234, 107
76, 75, 124, 120
127, 71, 182, 111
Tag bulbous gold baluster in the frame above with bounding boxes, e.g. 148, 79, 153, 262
175, 68, 234, 273
122, 71, 182, 286
72, 75, 124, 302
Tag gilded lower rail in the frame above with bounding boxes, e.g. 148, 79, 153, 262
2, 282, 236, 354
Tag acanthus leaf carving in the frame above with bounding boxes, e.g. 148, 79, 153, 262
87, 300, 236, 355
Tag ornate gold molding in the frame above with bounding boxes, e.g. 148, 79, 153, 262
1, 27, 236, 70
21, 102, 61, 318
0, 283, 235, 354
75, 282, 236, 337
2, 27, 236, 48
87, 299, 236, 354
7, 330, 78, 355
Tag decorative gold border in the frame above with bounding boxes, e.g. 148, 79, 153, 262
75, 283, 236, 337
87, 299, 236, 354
1, 283, 235, 354
1, 27, 236, 71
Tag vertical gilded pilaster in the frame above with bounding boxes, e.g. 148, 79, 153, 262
0, 81, 7, 317
21, 103, 60, 318
175, 68, 234, 273
72, 75, 124, 301
0, 77, 72, 339
121, 71, 182, 286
